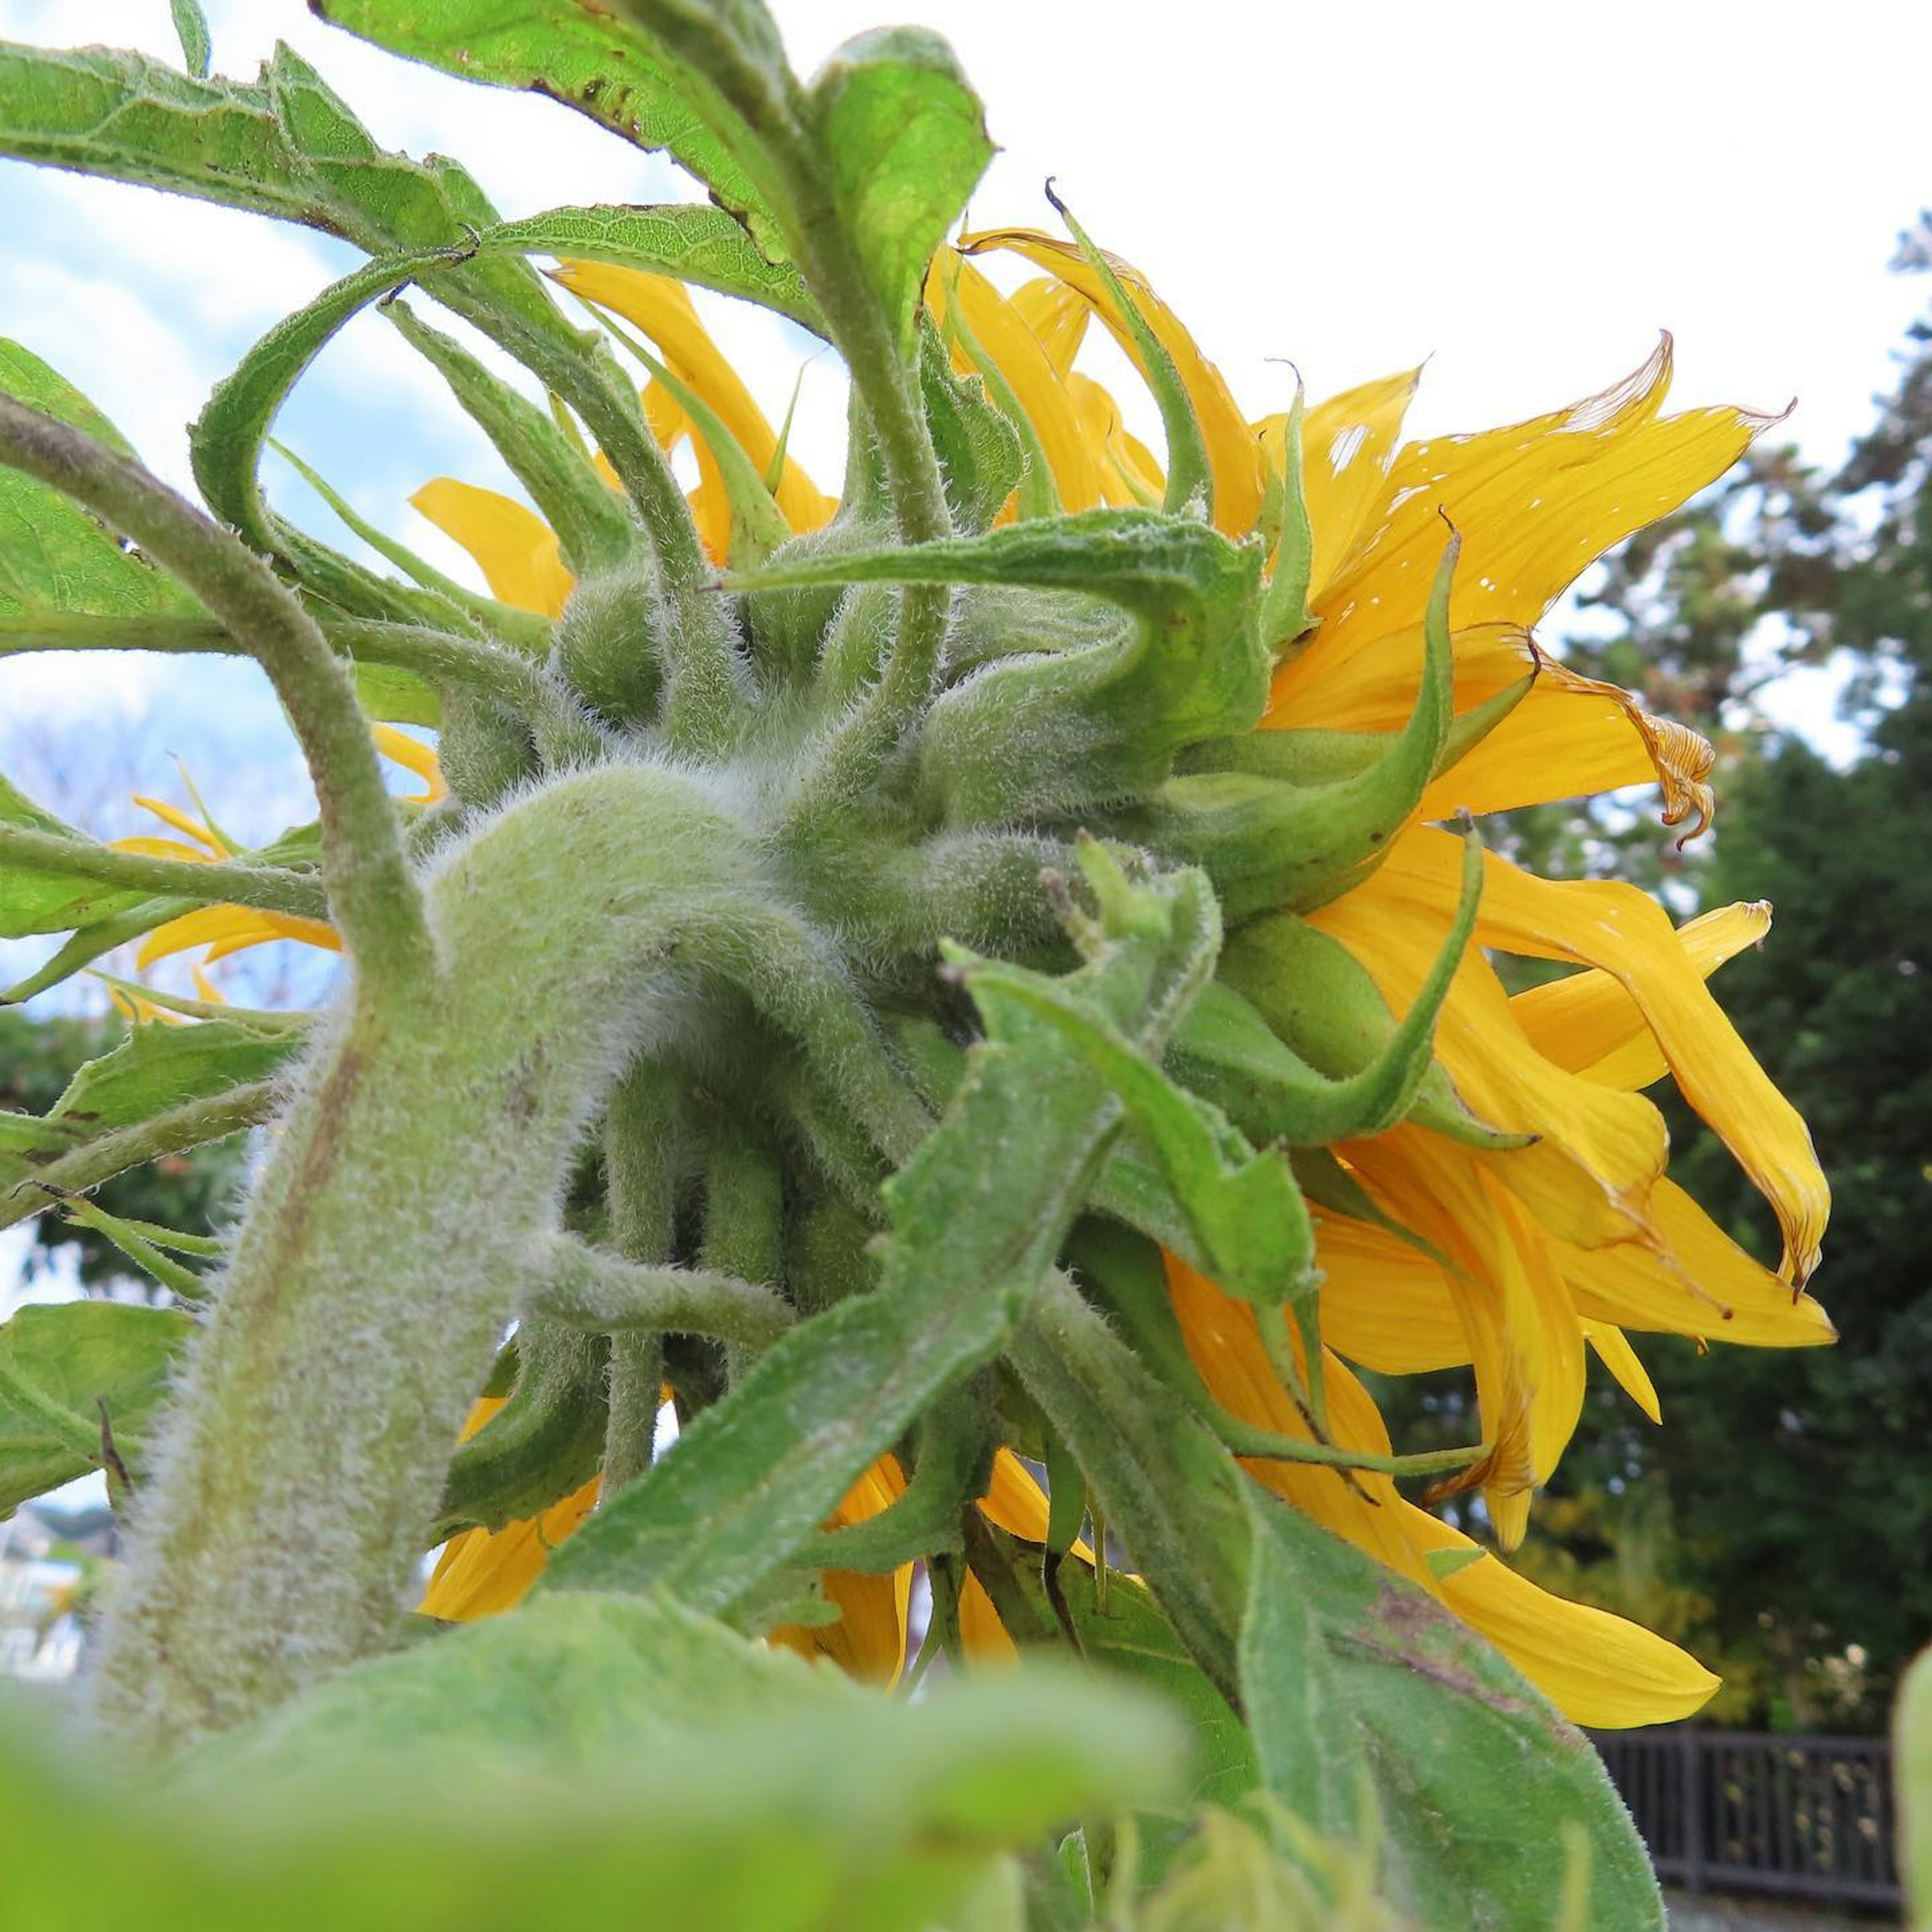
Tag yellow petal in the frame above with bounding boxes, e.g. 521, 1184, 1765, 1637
1008, 275, 1090, 376
771, 1455, 913, 1687
108, 836, 215, 864
129, 793, 227, 855
1067, 372, 1166, 507
549, 261, 835, 535
1512, 901, 1773, 1089
1403, 1505, 1720, 1727
1290, 339, 1765, 674
1561, 1178, 1836, 1349
1166, 1252, 1439, 1588
1268, 619, 1678, 821
959, 227, 1265, 537
958, 1569, 1019, 1665
1296, 367, 1421, 602
411, 477, 573, 619
418, 1474, 601, 1622
1314, 1209, 1468, 1375
1273, 339, 1773, 831
1310, 858, 1669, 1250
1339, 1133, 1580, 1521
1583, 1321, 1662, 1424
136, 904, 341, 969
371, 723, 449, 806
1383, 827, 1828, 1283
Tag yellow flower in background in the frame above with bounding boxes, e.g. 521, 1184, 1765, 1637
118, 243, 1831, 1728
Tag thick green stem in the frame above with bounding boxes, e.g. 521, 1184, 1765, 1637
0, 823, 326, 918
0, 397, 430, 984
601, 1063, 684, 1496
89, 763, 771, 1755
0, 1079, 279, 1234
530, 1235, 794, 1350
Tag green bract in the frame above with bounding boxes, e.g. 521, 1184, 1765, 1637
0, 3, 1667, 1926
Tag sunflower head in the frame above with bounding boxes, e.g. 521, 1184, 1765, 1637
0, 3, 1833, 1917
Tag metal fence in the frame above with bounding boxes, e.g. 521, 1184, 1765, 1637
1589, 1726, 1898, 1909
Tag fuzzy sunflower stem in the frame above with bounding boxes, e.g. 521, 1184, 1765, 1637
601, 1064, 684, 1497
0, 397, 431, 986
0, 824, 328, 918
87, 764, 783, 1756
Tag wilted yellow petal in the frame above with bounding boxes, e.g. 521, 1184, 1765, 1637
411, 477, 573, 618
1339, 1133, 1580, 1522
1382, 828, 1828, 1283
1273, 339, 1774, 830
1513, 901, 1773, 1089
1561, 1178, 1836, 1349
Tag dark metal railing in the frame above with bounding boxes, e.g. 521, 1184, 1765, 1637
1589, 1726, 1898, 1909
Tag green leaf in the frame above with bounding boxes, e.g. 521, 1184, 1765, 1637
0, 1594, 1182, 1932
1257, 375, 1313, 654
1899, 1645, 1932, 1932
1, 902, 188, 1004
1239, 1486, 1663, 1929
434, 1320, 607, 1538
1114, 532, 1462, 920
918, 314, 1024, 536
808, 28, 991, 351
381, 297, 641, 580
169, 0, 211, 79
0, 775, 150, 938
582, 300, 792, 568
311, 1, 787, 259
996, 1547, 1258, 1810
0, 340, 201, 620
1044, 184, 1211, 523
45, 1192, 211, 1302
192, 248, 465, 554
965, 953, 1319, 1317
485, 201, 824, 333
48, 1015, 303, 1137
0, 41, 572, 355
0, 1299, 191, 1513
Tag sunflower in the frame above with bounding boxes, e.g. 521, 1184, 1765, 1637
115, 231, 1829, 1730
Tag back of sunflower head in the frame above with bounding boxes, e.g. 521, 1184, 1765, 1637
0, 3, 1833, 1927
